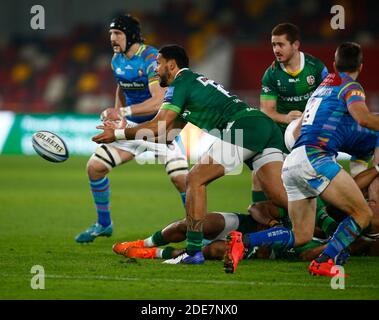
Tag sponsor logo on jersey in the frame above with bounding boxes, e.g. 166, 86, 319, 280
279, 91, 314, 102
307, 75, 315, 85
182, 109, 191, 118
262, 86, 271, 93
288, 78, 300, 83
119, 81, 146, 89
350, 90, 365, 98
124, 65, 133, 70
116, 67, 125, 75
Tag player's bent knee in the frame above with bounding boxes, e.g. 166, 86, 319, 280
165, 157, 188, 178
355, 207, 374, 229
89, 144, 122, 171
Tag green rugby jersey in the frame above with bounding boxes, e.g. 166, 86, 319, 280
260, 52, 328, 132
161, 68, 267, 131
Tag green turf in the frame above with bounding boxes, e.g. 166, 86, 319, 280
0, 155, 378, 299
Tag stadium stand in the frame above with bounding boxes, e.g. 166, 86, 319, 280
0, 0, 377, 113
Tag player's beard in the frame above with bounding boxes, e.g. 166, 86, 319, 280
111, 41, 123, 53
159, 69, 170, 87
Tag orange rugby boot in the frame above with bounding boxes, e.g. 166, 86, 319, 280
112, 240, 145, 255
224, 231, 245, 274
124, 247, 158, 259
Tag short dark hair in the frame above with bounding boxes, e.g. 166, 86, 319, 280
159, 45, 189, 69
271, 23, 300, 43
335, 42, 363, 73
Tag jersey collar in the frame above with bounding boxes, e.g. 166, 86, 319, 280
125, 43, 144, 60
135, 44, 145, 56
280, 51, 304, 77
174, 68, 189, 79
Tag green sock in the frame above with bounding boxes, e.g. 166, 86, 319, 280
251, 191, 267, 203
277, 207, 288, 219
151, 230, 169, 246
276, 207, 293, 229
294, 239, 325, 255
315, 198, 338, 237
316, 197, 326, 211
186, 231, 203, 255
162, 246, 175, 259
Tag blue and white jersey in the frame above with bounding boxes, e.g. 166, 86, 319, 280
294, 72, 378, 159
112, 44, 159, 123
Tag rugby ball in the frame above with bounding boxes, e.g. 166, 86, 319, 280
32, 131, 69, 162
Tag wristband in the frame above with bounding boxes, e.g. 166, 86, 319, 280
114, 129, 126, 140
375, 164, 379, 173
120, 106, 132, 117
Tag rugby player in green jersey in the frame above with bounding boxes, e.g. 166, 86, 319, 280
93, 45, 288, 264
252, 23, 328, 204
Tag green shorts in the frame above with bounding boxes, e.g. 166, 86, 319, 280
225, 116, 285, 153
205, 115, 285, 173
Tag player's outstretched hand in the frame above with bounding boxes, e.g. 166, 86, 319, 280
92, 125, 116, 144
100, 107, 127, 129
100, 107, 121, 122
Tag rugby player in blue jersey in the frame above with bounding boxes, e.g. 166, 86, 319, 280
225, 42, 379, 276
75, 15, 188, 243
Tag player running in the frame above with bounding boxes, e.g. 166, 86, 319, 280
252, 23, 328, 204
224, 42, 379, 276
92, 45, 288, 264
75, 15, 188, 243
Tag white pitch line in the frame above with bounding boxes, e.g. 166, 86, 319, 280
32, 274, 379, 289
3, 273, 379, 289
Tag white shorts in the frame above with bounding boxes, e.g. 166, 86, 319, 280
282, 145, 341, 201
202, 136, 284, 174
202, 212, 240, 246
109, 121, 186, 164
110, 139, 185, 163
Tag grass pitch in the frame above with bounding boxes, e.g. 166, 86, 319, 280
0, 155, 379, 300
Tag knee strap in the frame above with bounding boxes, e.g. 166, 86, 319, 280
165, 157, 188, 177
90, 144, 122, 170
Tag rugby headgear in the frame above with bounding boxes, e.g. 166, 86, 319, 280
109, 14, 143, 53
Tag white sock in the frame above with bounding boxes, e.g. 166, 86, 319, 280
155, 248, 163, 258
144, 237, 154, 247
